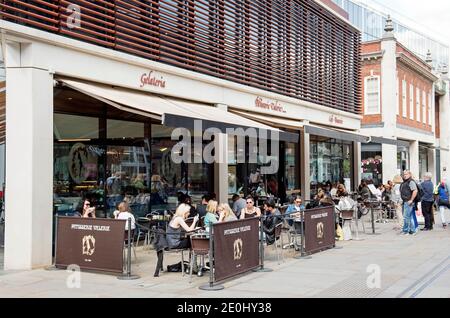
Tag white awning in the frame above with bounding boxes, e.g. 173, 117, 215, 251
230, 109, 304, 130
58, 78, 298, 142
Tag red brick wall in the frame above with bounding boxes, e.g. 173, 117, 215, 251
362, 41, 381, 54
396, 63, 433, 133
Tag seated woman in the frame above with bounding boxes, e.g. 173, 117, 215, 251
167, 203, 199, 249
203, 200, 219, 230
217, 203, 238, 222
116, 201, 136, 232
240, 196, 262, 219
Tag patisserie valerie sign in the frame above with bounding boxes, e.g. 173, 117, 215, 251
255, 97, 286, 114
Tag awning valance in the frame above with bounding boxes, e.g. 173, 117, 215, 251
305, 124, 369, 143
58, 78, 298, 143
229, 109, 304, 131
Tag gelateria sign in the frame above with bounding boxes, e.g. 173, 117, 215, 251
255, 97, 286, 114
140, 70, 166, 89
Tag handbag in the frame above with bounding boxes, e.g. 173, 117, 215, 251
438, 198, 450, 208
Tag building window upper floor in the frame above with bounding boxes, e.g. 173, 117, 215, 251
364, 75, 380, 115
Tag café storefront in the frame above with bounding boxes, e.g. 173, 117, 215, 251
2, 1, 363, 269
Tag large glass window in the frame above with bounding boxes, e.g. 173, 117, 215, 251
361, 144, 383, 187
228, 136, 300, 204
310, 136, 353, 199
53, 108, 213, 219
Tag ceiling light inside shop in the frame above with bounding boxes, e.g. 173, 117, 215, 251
160, 148, 168, 152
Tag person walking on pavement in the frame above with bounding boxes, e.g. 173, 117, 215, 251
391, 175, 404, 230
420, 172, 434, 231
434, 179, 450, 229
400, 171, 418, 235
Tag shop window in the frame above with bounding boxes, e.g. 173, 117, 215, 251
402, 80, 407, 118
107, 119, 144, 139
54, 114, 99, 140
310, 136, 353, 199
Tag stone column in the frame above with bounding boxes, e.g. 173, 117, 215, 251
4, 43, 54, 269
214, 104, 229, 204
409, 140, 420, 179
300, 128, 310, 201
382, 144, 398, 183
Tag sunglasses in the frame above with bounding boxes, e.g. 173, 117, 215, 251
295, 201, 302, 204
246, 201, 253, 204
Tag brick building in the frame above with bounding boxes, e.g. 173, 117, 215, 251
360, 17, 449, 185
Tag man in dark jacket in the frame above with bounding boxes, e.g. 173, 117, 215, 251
400, 171, 418, 235
420, 172, 434, 231
262, 200, 282, 246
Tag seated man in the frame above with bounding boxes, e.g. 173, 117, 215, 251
262, 199, 282, 246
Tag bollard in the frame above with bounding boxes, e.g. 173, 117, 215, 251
117, 218, 140, 280
199, 223, 224, 291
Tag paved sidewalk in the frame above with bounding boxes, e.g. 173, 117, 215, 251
0, 219, 449, 298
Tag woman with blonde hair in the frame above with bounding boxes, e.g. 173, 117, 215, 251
392, 175, 404, 230
167, 203, 199, 249
203, 200, 219, 229
116, 201, 136, 231
217, 203, 238, 222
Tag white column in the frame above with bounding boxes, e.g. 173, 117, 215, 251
409, 140, 419, 179
380, 34, 397, 139
300, 129, 310, 201
214, 133, 228, 204
382, 144, 397, 184
439, 81, 450, 180
4, 66, 53, 270
214, 104, 229, 204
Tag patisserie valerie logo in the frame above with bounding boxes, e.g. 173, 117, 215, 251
255, 97, 286, 113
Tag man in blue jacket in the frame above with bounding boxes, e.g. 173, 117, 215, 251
420, 172, 434, 231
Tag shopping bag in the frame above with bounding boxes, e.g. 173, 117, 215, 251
336, 225, 344, 241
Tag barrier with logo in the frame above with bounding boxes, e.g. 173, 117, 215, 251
212, 217, 260, 283
303, 206, 336, 255
55, 216, 126, 273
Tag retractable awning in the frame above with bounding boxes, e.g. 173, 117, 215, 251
370, 137, 410, 148
58, 78, 298, 143
304, 124, 370, 143
230, 109, 304, 130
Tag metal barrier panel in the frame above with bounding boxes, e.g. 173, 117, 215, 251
55, 217, 126, 273
213, 218, 260, 283
304, 207, 335, 254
